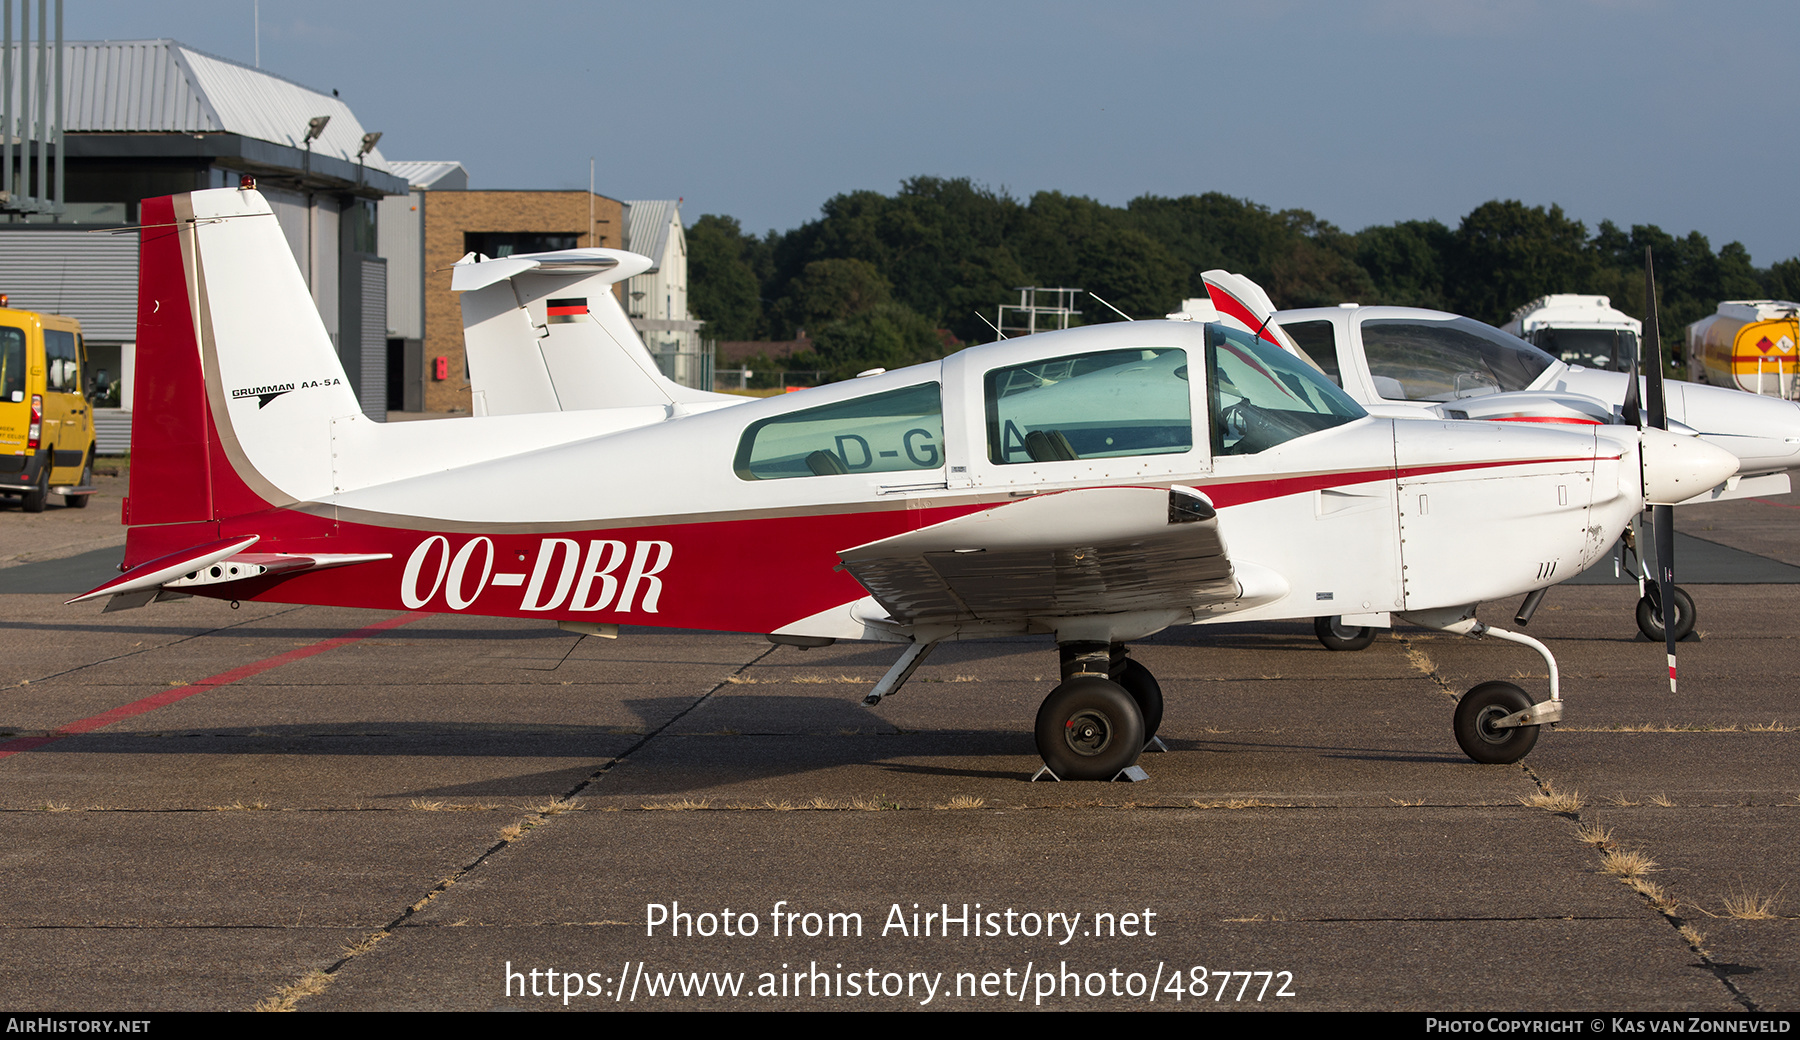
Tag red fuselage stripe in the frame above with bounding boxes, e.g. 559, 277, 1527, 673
1199, 455, 1600, 508
0, 613, 419, 760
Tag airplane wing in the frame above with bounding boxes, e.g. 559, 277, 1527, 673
836, 485, 1268, 630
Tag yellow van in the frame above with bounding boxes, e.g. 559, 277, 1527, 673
0, 302, 97, 512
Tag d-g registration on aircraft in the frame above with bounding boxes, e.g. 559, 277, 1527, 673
72, 185, 1738, 781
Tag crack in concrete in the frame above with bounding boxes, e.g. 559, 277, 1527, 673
251, 640, 784, 1011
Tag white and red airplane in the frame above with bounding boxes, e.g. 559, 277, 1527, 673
71, 185, 1738, 780
1195, 270, 1800, 650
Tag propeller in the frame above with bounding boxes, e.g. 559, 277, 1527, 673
1640, 247, 1680, 692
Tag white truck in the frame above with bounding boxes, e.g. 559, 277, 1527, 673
1502, 294, 1642, 373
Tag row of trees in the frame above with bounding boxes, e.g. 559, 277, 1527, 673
689, 177, 1800, 381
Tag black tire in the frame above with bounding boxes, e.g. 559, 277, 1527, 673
64, 457, 92, 509
1453, 681, 1540, 765
1115, 658, 1164, 742
1635, 587, 1695, 643
1314, 615, 1375, 652
1034, 676, 1145, 781
21, 463, 48, 513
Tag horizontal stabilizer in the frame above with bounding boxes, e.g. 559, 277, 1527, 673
69, 535, 391, 609
67, 536, 261, 604
450, 248, 653, 292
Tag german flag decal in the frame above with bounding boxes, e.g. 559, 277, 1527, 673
547, 298, 588, 324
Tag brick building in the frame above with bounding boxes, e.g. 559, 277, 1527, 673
381, 173, 625, 413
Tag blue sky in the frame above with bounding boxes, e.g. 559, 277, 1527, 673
68, 1, 1800, 264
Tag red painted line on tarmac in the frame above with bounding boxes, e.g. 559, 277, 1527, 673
0, 612, 420, 760
1752, 498, 1800, 510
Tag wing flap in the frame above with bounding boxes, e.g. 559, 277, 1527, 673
839, 486, 1237, 626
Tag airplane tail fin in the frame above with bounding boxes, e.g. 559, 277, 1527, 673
125, 188, 363, 556
1200, 269, 1304, 355
454, 249, 734, 416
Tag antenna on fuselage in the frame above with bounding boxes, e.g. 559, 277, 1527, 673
1088, 292, 1135, 322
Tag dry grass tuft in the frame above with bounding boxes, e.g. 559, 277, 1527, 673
1600, 848, 1657, 880
1626, 878, 1681, 915
498, 823, 524, 842
937, 795, 986, 810
1575, 823, 1615, 848
1678, 924, 1711, 955
341, 931, 385, 958
254, 969, 330, 1012
1192, 798, 1277, 810
851, 796, 895, 811
1389, 797, 1424, 807
1610, 796, 1641, 807
806, 797, 840, 810
1649, 793, 1676, 808
214, 800, 270, 811
533, 798, 582, 816
1721, 886, 1784, 920
1746, 720, 1794, 732
38, 801, 76, 812
1519, 783, 1583, 813
641, 798, 712, 811
762, 800, 795, 811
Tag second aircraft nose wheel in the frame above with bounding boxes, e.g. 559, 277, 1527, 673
1313, 616, 1375, 651
1635, 586, 1695, 644
1034, 676, 1145, 781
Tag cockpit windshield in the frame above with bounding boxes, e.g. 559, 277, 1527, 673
1362, 317, 1556, 401
1209, 324, 1364, 456
1530, 327, 1638, 372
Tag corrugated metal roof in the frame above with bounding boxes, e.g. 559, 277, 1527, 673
387, 161, 467, 190
0, 229, 138, 340
7, 40, 391, 172
624, 200, 679, 268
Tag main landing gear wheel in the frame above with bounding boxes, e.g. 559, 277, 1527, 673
1635, 586, 1695, 644
1453, 681, 1540, 765
1313, 616, 1375, 652
1115, 659, 1163, 741
1035, 676, 1145, 781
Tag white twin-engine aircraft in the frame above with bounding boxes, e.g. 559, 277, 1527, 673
73, 186, 1738, 781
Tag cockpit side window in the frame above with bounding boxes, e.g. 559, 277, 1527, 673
735, 382, 943, 480
984, 348, 1192, 465
1279, 319, 1343, 386
1363, 317, 1555, 401
1209, 324, 1363, 456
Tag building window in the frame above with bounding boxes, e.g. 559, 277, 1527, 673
464, 232, 581, 259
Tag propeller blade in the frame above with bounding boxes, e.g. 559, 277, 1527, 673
1622, 351, 1641, 428
1651, 503, 1678, 691
1644, 246, 1666, 431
